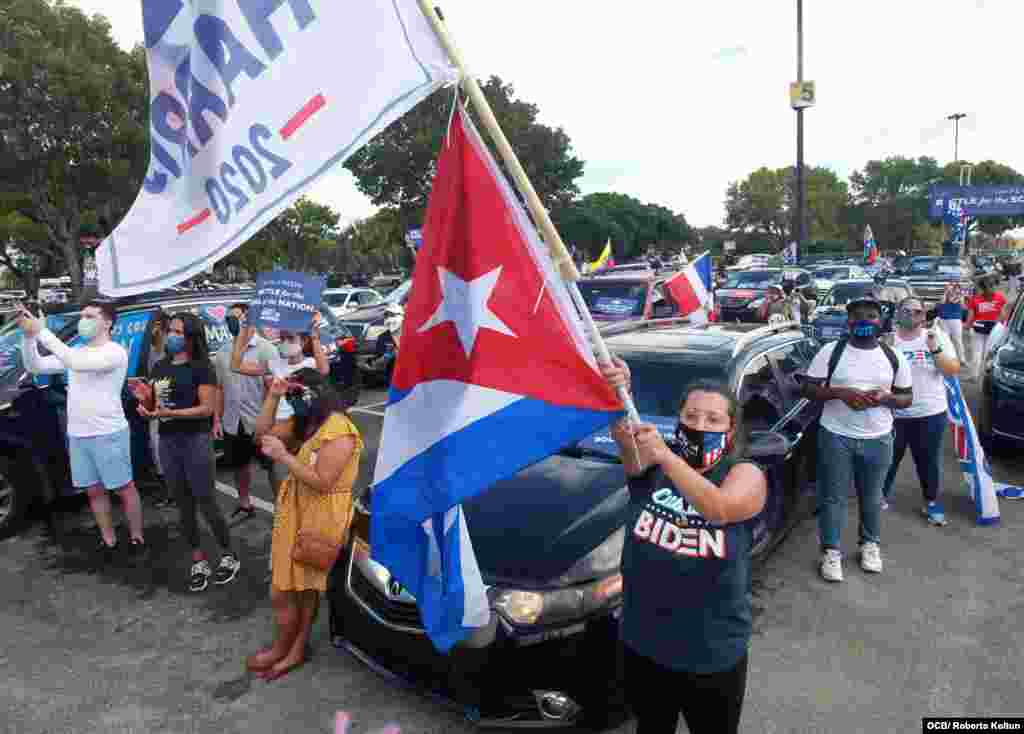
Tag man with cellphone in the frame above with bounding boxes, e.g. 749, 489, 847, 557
801, 295, 913, 582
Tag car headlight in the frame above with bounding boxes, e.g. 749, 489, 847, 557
491, 529, 624, 627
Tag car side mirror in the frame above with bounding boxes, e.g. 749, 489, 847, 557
747, 430, 794, 459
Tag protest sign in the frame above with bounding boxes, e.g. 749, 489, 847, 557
250, 270, 324, 332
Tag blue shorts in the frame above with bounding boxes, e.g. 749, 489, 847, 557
68, 428, 134, 491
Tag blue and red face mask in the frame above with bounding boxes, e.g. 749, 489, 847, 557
671, 424, 730, 470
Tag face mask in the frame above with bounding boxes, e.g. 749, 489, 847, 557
673, 423, 730, 470
78, 317, 99, 340
165, 334, 186, 355
278, 341, 301, 358
850, 320, 881, 338
226, 315, 240, 337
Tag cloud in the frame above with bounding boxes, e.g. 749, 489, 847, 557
712, 45, 748, 62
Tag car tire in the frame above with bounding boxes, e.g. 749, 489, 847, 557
0, 456, 33, 539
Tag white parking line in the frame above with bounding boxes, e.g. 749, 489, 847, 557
349, 407, 387, 417
214, 480, 274, 514
356, 400, 389, 410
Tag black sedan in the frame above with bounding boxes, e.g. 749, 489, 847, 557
328, 320, 821, 729
979, 292, 1024, 454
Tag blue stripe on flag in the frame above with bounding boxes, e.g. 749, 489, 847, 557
373, 396, 621, 524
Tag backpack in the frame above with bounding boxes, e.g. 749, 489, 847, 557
824, 337, 900, 391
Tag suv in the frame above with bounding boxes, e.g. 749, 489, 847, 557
715, 268, 813, 322
903, 257, 973, 303
323, 287, 383, 317
328, 320, 820, 730
0, 290, 361, 538
575, 275, 677, 323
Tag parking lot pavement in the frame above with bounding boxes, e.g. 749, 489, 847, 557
2, 384, 1022, 733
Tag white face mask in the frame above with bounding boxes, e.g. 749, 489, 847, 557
278, 341, 301, 358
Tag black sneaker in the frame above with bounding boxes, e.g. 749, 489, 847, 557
213, 553, 241, 586
189, 559, 212, 592
127, 538, 147, 561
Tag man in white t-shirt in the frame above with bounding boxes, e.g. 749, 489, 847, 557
19, 301, 146, 558
802, 296, 913, 582
881, 297, 959, 526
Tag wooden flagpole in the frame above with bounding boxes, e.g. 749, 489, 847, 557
416, 1, 641, 424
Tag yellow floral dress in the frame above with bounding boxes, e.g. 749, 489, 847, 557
271, 413, 363, 592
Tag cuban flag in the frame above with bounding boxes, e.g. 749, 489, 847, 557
944, 376, 1000, 525
863, 225, 878, 265
665, 251, 713, 318
370, 107, 624, 652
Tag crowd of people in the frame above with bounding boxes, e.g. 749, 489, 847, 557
16, 301, 362, 681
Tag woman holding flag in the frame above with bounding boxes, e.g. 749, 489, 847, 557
601, 359, 766, 734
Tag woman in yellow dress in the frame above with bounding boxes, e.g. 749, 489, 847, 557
245, 368, 362, 680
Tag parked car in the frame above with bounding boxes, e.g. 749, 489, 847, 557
978, 291, 1024, 454
592, 262, 655, 278
328, 319, 820, 730
0, 289, 361, 538
903, 257, 974, 303
337, 279, 413, 357
323, 287, 384, 317
575, 275, 676, 323
805, 278, 913, 342
809, 265, 868, 301
715, 268, 812, 322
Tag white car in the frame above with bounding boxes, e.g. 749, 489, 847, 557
323, 287, 383, 316
809, 265, 867, 300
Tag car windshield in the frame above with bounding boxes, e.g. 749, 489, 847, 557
621, 356, 729, 417
812, 268, 847, 280
907, 259, 939, 275
324, 292, 352, 307
723, 271, 781, 288
383, 280, 412, 305
577, 283, 648, 316
822, 283, 909, 306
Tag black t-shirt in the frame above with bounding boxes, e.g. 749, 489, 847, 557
150, 359, 217, 435
620, 456, 763, 674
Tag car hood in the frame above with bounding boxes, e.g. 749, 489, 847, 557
336, 304, 387, 323
463, 455, 632, 586
717, 287, 765, 300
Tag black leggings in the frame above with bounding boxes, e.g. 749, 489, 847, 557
623, 644, 748, 734
159, 431, 232, 552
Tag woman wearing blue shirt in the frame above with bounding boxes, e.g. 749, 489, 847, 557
936, 283, 966, 363
601, 361, 768, 734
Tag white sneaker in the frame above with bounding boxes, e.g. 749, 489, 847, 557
860, 542, 883, 573
820, 549, 843, 582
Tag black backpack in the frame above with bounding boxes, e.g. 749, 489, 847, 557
824, 337, 900, 391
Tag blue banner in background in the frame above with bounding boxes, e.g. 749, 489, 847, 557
250, 270, 325, 332
928, 185, 1024, 219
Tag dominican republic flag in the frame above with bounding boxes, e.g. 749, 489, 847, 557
370, 107, 624, 652
863, 225, 878, 265
944, 376, 1000, 525
665, 251, 713, 318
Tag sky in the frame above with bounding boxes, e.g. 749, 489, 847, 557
67, 0, 1023, 230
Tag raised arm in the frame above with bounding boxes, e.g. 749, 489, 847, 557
21, 334, 66, 375
36, 329, 126, 373
230, 325, 270, 377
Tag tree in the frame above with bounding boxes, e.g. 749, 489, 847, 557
338, 209, 409, 275
0, 1, 149, 300
345, 76, 585, 229
724, 166, 849, 250
553, 192, 692, 262
225, 197, 341, 274
848, 156, 942, 253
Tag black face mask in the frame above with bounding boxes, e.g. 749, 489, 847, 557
226, 315, 240, 337
671, 423, 730, 470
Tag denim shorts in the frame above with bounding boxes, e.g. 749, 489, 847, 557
68, 427, 133, 491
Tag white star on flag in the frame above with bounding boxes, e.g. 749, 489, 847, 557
417, 266, 517, 358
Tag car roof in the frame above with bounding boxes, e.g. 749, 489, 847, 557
580, 275, 654, 284
600, 320, 805, 365
832, 277, 910, 286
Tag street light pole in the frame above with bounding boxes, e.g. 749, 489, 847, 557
795, 0, 807, 258
947, 112, 966, 162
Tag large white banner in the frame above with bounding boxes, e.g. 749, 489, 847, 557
97, 0, 455, 296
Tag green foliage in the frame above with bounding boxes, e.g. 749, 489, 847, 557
553, 192, 691, 261
345, 76, 585, 224
225, 197, 340, 274
0, 0, 149, 298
